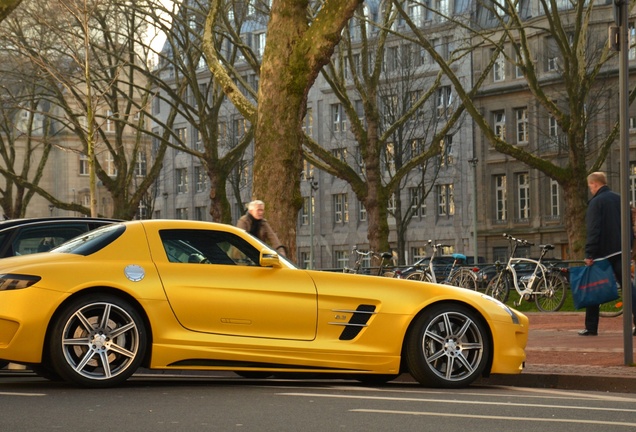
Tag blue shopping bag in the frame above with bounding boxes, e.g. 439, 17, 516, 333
569, 259, 619, 310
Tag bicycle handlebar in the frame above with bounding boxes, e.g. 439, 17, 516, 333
503, 233, 534, 246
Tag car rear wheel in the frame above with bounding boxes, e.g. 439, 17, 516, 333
48, 294, 147, 388
405, 304, 489, 388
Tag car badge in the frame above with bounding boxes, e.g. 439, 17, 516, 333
124, 264, 145, 282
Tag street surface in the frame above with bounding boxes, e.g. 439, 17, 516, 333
1, 371, 636, 431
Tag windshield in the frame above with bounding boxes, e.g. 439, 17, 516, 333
51, 223, 125, 256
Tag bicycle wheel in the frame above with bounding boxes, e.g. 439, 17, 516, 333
405, 271, 431, 282
448, 268, 478, 291
485, 271, 510, 303
534, 273, 567, 312
600, 285, 623, 317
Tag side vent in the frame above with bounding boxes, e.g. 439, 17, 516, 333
338, 304, 376, 341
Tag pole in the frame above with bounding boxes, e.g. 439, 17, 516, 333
469, 158, 478, 265
617, 0, 634, 365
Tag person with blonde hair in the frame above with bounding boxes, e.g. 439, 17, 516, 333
237, 200, 286, 257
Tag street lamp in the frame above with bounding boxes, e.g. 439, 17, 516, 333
307, 176, 319, 269
468, 158, 478, 266
48, 204, 54, 217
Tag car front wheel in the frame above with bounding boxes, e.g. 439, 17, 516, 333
48, 294, 147, 388
405, 303, 490, 388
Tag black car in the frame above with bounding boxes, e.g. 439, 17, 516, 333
0, 217, 119, 258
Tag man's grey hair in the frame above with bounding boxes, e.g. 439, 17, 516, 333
247, 200, 265, 210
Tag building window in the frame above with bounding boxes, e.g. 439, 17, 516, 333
254, 32, 266, 57
437, 184, 454, 216
302, 107, 313, 137
359, 200, 367, 221
301, 159, 314, 181
176, 207, 189, 220
299, 251, 310, 269
630, 162, 636, 205
194, 166, 206, 192
194, 206, 207, 221
550, 179, 560, 217
494, 110, 506, 140
436, 86, 453, 118
493, 51, 505, 82
440, 135, 453, 166
331, 103, 347, 132
105, 110, 114, 132
333, 193, 349, 224
135, 152, 147, 177
105, 153, 117, 176
383, 143, 395, 174
335, 249, 350, 269
516, 107, 528, 144
517, 172, 530, 220
332, 147, 348, 162
409, 187, 423, 217
175, 126, 187, 147
79, 153, 89, 176
301, 196, 310, 225
495, 174, 507, 221
176, 168, 188, 194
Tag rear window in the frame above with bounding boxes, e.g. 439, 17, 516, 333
52, 224, 125, 256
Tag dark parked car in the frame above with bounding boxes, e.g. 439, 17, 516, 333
0, 217, 119, 258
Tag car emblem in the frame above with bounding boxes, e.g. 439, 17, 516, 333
124, 265, 145, 282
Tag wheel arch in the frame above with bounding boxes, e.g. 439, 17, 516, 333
400, 300, 494, 377
41, 287, 154, 369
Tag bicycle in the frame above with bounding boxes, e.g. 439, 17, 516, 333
403, 240, 478, 290
485, 233, 567, 312
343, 246, 395, 277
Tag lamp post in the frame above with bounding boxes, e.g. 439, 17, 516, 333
468, 158, 478, 265
48, 204, 54, 217
307, 176, 319, 269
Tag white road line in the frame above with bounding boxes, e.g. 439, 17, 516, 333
351, 409, 636, 427
278, 392, 636, 413
0, 392, 45, 397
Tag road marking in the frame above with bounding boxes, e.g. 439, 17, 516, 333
0, 392, 45, 397
351, 408, 636, 427
278, 392, 636, 413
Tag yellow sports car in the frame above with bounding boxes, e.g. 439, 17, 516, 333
0, 220, 528, 388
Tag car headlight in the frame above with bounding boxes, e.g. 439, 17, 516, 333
0, 274, 41, 291
480, 294, 520, 325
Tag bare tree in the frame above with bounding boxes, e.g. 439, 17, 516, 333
0, 0, 167, 219
203, 0, 363, 259
396, 0, 630, 258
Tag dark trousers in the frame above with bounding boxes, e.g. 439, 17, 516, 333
585, 256, 636, 331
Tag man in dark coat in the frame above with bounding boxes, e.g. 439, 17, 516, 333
581, 171, 635, 336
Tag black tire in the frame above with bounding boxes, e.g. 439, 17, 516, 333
486, 272, 511, 303
600, 285, 624, 317
47, 294, 147, 388
0, 360, 9, 369
448, 268, 478, 291
405, 304, 490, 388
354, 373, 400, 385
29, 364, 63, 381
534, 274, 567, 312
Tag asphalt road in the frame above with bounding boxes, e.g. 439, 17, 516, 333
1, 372, 636, 431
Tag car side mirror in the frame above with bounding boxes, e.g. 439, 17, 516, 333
260, 249, 282, 268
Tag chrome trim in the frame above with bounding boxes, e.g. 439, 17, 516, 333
328, 322, 368, 327
331, 309, 376, 315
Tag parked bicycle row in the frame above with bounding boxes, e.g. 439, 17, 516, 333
342, 234, 574, 312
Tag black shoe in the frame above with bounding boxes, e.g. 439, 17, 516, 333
578, 329, 598, 336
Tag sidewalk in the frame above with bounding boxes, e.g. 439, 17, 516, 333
476, 312, 636, 393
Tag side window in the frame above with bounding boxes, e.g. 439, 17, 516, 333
13, 224, 89, 255
159, 229, 260, 266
